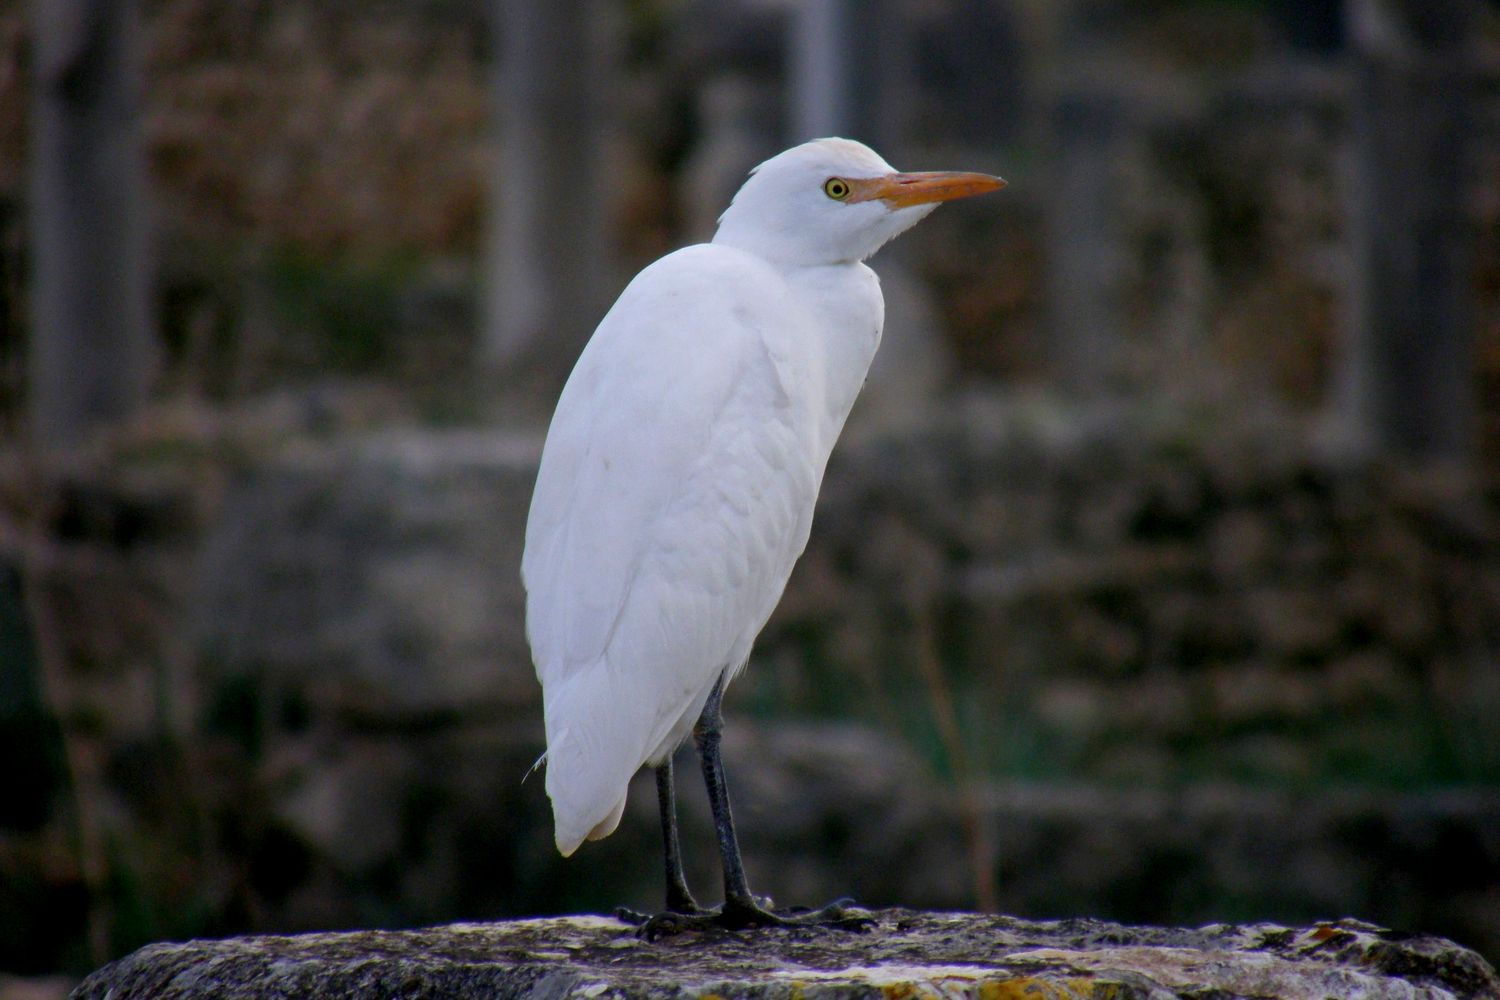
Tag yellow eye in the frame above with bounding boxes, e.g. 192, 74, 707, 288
823, 177, 851, 200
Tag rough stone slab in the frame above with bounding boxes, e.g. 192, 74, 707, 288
70, 908, 1499, 1000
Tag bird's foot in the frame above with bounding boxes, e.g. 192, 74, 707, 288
624, 897, 874, 940
615, 901, 711, 925
615, 884, 711, 926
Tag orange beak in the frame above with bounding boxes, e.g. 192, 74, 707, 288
847, 171, 1007, 209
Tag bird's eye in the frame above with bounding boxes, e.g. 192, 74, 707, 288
823, 177, 851, 200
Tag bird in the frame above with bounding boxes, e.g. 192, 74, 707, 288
522, 137, 1005, 932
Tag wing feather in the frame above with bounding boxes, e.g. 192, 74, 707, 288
521, 244, 822, 854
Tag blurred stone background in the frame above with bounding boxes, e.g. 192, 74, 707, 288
2, 0, 1500, 994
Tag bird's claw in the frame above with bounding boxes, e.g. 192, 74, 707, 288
787, 898, 877, 932
615, 901, 710, 928
613, 905, 654, 925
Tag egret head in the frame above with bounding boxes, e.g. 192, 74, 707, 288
712, 137, 1005, 266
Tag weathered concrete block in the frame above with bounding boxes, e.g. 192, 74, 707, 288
70, 909, 1498, 1000
194, 428, 542, 717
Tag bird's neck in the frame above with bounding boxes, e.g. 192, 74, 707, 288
781, 260, 885, 455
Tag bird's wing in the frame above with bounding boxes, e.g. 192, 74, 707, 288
521, 245, 822, 852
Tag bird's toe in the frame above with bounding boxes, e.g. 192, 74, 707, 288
613, 905, 653, 926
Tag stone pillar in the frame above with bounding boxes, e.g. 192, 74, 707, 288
482, 0, 614, 385
787, 0, 913, 152
1335, 0, 1480, 460
1046, 84, 1127, 395
788, 0, 855, 143
787, 0, 946, 434
29, 0, 154, 448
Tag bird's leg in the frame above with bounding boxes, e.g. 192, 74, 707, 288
691, 673, 762, 920
630, 674, 872, 938
615, 756, 705, 925
692, 674, 870, 931
657, 756, 702, 913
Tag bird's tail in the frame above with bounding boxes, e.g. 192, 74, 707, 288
542, 668, 653, 857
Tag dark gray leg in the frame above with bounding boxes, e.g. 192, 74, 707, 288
656, 756, 700, 914
615, 756, 703, 924
689, 673, 870, 931
628, 672, 873, 937
692, 673, 761, 916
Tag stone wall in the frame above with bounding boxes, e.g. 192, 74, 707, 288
3, 400, 1499, 978
775, 397, 1500, 791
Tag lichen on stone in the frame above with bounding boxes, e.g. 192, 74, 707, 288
69, 909, 1499, 1000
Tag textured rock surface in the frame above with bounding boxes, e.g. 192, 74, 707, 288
70, 909, 1499, 1000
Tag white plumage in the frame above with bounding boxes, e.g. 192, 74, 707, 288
522, 138, 1004, 864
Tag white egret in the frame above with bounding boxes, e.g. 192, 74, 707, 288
523, 137, 1005, 931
